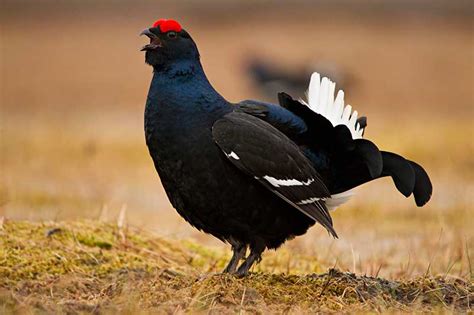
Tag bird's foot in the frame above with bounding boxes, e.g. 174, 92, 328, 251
233, 251, 262, 277
233, 268, 250, 278
223, 264, 236, 274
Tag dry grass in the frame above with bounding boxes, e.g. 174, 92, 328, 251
1, 220, 472, 314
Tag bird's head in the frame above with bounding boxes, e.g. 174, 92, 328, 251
140, 19, 199, 69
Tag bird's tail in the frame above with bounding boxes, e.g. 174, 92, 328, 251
381, 152, 432, 207
292, 72, 432, 207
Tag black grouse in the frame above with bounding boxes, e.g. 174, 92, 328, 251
141, 19, 432, 276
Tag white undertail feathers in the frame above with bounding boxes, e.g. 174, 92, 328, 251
301, 72, 364, 139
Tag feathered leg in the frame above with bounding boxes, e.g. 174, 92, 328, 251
223, 242, 247, 273
235, 241, 265, 277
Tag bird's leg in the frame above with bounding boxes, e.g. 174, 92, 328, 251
223, 243, 247, 273
234, 243, 265, 277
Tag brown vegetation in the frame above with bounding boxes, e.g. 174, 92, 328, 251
1, 221, 472, 313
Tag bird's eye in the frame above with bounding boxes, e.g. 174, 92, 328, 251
167, 31, 178, 39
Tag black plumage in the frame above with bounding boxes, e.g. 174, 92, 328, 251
212, 112, 336, 238
141, 19, 433, 276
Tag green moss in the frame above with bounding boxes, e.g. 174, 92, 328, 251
76, 233, 113, 249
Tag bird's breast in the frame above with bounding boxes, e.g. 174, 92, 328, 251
145, 95, 231, 184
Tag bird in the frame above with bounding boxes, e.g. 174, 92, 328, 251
141, 19, 432, 277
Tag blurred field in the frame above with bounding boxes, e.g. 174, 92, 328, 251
1, 0, 473, 313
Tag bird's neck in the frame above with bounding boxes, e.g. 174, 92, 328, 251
147, 59, 227, 112
152, 59, 201, 78
144, 59, 231, 149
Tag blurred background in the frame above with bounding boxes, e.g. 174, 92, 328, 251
1, 0, 473, 278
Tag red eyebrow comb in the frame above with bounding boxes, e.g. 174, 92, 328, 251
152, 19, 182, 32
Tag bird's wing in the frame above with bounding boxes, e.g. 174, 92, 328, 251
212, 111, 337, 237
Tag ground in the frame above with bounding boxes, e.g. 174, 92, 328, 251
1, 221, 472, 313
1, 1, 473, 313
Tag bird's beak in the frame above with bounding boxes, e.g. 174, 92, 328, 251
140, 28, 162, 51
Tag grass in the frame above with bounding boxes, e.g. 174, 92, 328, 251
1, 220, 472, 314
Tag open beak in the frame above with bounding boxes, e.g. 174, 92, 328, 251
140, 28, 162, 51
